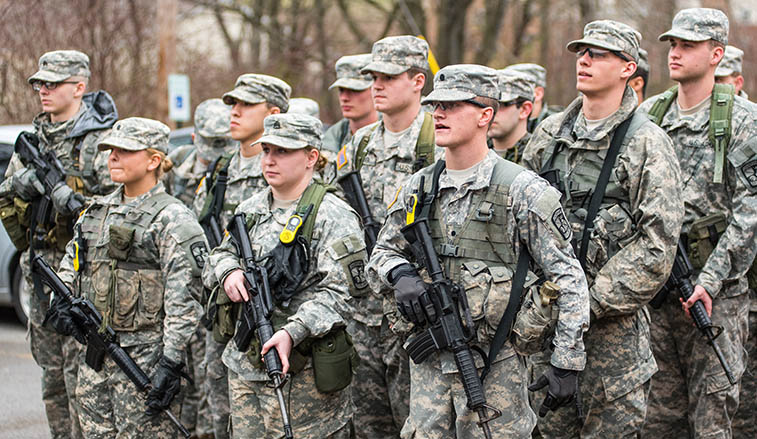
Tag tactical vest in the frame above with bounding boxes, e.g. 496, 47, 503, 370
354, 111, 435, 172
78, 191, 177, 332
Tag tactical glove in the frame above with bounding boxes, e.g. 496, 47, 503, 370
389, 263, 436, 325
44, 294, 86, 345
145, 356, 186, 417
528, 365, 578, 417
11, 168, 44, 201
51, 182, 85, 215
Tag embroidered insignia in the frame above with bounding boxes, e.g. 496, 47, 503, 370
190, 242, 209, 269
348, 260, 368, 290
741, 160, 757, 189
336, 145, 349, 170
551, 208, 572, 240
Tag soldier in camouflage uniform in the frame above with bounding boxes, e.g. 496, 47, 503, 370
367, 64, 590, 438
322, 54, 378, 156
205, 113, 365, 438
637, 8, 757, 439
522, 20, 684, 438
288, 97, 321, 120
332, 35, 440, 438
504, 63, 562, 133
0, 50, 118, 439
715, 45, 749, 100
194, 74, 290, 439
488, 70, 534, 164
629, 48, 650, 105
53, 117, 207, 438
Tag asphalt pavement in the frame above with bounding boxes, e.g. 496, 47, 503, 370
0, 308, 49, 439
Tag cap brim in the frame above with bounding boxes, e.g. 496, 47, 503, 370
328, 78, 372, 91
715, 66, 736, 77
222, 89, 266, 106
499, 91, 525, 102
98, 136, 150, 152
27, 70, 70, 84
421, 88, 478, 104
360, 61, 408, 76
658, 29, 710, 42
253, 134, 309, 150
566, 38, 624, 53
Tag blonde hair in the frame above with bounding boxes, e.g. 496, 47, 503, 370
145, 148, 173, 177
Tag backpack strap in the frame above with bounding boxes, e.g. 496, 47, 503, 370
291, 180, 336, 246
647, 85, 679, 126
709, 83, 734, 184
414, 112, 435, 171
355, 126, 378, 171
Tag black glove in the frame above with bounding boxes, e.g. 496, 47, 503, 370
528, 365, 578, 417
44, 295, 86, 344
145, 356, 186, 417
389, 263, 436, 324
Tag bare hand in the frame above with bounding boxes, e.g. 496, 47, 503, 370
680, 284, 712, 318
223, 269, 248, 302
261, 330, 293, 374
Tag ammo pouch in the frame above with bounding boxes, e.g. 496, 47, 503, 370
108, 225, 135, 260
687, 213, 726, 270
0, 196, 30, 251
512, 281, 560, 356
311, 328, 359, 393
212, 286, 240, 344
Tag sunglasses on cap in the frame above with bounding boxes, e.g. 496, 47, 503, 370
575, 47, 632, 63
31, 80, 79, 92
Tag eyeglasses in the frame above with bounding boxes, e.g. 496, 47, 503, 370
575, 47, 632, 63
432, 99, 490, 112
31, 80, 79, 92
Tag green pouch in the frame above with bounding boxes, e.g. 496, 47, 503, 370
212, 287, 240, 344
108, 225, 135, 260
0, 197, 29, 251
688, 213, 727, 270
311, 328, 359, 393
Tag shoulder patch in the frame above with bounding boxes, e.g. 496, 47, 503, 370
741, 159, 757, 190
190, 241, 209, 269
551, 208, 572, 241
348, 260, 369, 290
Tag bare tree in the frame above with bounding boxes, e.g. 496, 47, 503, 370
474, 0, 510, 65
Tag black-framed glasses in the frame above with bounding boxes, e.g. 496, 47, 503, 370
432, 99, 490, 112
31, 80, 79, 92
575, 47, 632, 63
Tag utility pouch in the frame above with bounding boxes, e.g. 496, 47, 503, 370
512, 281, 560, 356
0, 197, 30, 251
687, 213, 727, 270
311, 328, 359, 393
212, 287, 240, 344
52, 213, 75, 252
108, 225, 135, 260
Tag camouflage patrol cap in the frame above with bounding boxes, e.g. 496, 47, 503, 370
222, 74, 292, 112
361, 36, 430, 76
288, 98, 321, 119
567, 20, 641, 62
98, 117, 170, 154
28, 50, 90, 83
637, 48, 650, 74
329, 54, 373, 90
254, 113, 323, 150
715, 45, 744, 77
659, 8, 728, 45
504, 63, 547, 89
421, 64, 499, 104
497, 70, 535, 102
193, 98, 236, 160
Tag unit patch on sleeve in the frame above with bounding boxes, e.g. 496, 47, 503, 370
551, 208, 572, 241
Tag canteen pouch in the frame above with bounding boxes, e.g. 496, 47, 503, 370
687, 213, 726, 270
243, 313, 309, 375
213, 286, 240, 344
512, 282, 560, 356
0, 197, 30, 251
108, 225, 135, 260
312, 328, 359, 393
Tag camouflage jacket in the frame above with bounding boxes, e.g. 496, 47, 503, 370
206, 181, 366, 381
639, 91, 757, 298
527, 102, 563, 134
322, 118, 352, 155
58, 182, 206, 363
493, 130, 531, 164
166, 144, 206, 208
367, 150, 590, 371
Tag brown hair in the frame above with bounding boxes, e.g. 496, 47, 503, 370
305, 146, 328, 172
145, 148, 173, 178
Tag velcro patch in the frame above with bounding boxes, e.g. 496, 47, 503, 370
551, 208, 572, 241
741, 160, 757, 190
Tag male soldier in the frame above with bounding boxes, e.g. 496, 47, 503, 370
638, 8, 757, 439
715, 45, 749, 99
334, 35, 437, 438
0, 50, 117, 439
505, 63, 561, 133
194, 73, 291, 439
522, 20, 684, 438
368, 64, 589, 438
488, 70, 534, 163
322, 54, 378, 155
629, 48, 650, 105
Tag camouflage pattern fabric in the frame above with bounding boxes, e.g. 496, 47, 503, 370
732, 289, 757, 439
422, 64, 501, 103
166, 145, 210, 208
637, 48, 650, 74
637, 82, 757, 438
528, 104, 562, 134
505, 63, 547, 89
253, 113, 323, 150
329, 53, 373, 91
28, 49, 90, 83
566, 20, 642, 61
288, 97, 321, 119
361, 35, 430, 75
222, 73, 291, 112
193, 98, 237, 163
204, 331, 231, 439
322, 118, 352, 154
205, 182, 365, 437
715, 45, 744, 77
181, 326, 212, 437
493, 131, 531, 164
98, 117, 171, 154
658, 7, 729, 45
497, 70, 535, 102
522, 85, 684, 438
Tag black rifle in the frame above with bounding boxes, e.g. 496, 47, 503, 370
337, 171, 379, 254
31, 256, 190, 437
198, 159, 227, 249
402, 162, 501, 439
654, 241, 737, 385
229, 213, 294, 439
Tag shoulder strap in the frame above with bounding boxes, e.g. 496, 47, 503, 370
647, 86, 679, 126
294, 181, 335, 245
414, 112, 435, 171
709, 83, 734, 184
355, 125, 379, 171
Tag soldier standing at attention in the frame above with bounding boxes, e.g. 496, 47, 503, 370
194, 74, 290, 439
638, 8, 757, 439
505, 63, 561, 133
206, 113, 366, 438
715, 45, 749, 100
488, 70, 534, 164
522, 20, 684, 438
53, 117, 207, 437
0, 50, 118, 439
368, 64, 590, 438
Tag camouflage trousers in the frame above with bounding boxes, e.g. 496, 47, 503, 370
642, 291, 748, 439
728, 293, 756, 439
400, 347, 536, 438
227, 366, 353, 438
205, 330, 231, 439
76, 342, 183, 438
349, 319, 410, 438
181, 326, 212, 437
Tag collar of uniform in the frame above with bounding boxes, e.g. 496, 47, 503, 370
377, 109, 426, 159
658, 93, 711, 133
228, 149, 264, 182
572, 86, 638, 144
437, 150, 498, 193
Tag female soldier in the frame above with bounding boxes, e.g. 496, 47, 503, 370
205, 113, 367, 438
55, 117, 208, 437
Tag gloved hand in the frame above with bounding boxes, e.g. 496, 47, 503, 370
389, 263, 435, 325
44, 294, 86, 344
51, 182, 84, 215
11, 168, 44, 201
145, 356, 186, 417
528, 365, 578, 417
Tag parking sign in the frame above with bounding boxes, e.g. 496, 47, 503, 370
168, 74, 190, 122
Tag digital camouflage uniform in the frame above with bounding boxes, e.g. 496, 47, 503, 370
715, 45, 749, 101
332, 36, 442, 438
194, 74, 290, 439
0, 50, 117, 439
521, 21, 685, 438
368, 64, 590, 439
56, 118, 206, 438
288, 97, 321, 119
504, 63, 563, 134
205, 114, 365, 438
637, 8, 757, 439
491, 70, 535, 165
